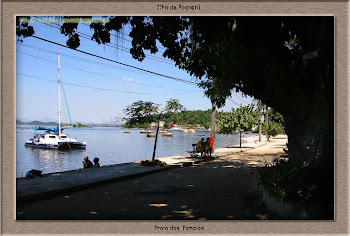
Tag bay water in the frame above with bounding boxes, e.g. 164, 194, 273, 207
16, 125, 252, 177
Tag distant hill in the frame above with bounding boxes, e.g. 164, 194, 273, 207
16, 120, 58, 126
16, 120, 124, 127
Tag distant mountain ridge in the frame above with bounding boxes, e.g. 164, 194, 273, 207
16, 119, 123, 127
16, 120, 58, 126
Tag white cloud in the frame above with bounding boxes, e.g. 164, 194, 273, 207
123, 78, 135, 82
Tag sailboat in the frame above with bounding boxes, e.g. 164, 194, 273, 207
24, 54, 87, 150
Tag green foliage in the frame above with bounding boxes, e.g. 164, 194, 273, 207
162, 109, 212, 128
165, 98, 186, 114
140, 159, 166, 167
261, 108, 285, 137
122, 99, 212, 129
123, 100, 159, 128
262, 121, 284, 137
16, 16, 35, 42
217, 103, 262, 134
269, 108, 285, 126
74, 122, 88, 128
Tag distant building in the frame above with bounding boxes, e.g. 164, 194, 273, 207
195, 124, 205, 131
159, 121, 165, 128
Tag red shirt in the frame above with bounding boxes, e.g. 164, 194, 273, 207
209, 136, 214, 148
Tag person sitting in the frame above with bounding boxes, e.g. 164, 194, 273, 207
202, 139, 209, 158
80, 156, 93, 169
93, 157, 100, 167
196, 138, 205, 157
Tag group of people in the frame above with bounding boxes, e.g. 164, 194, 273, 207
80, 156, 100, 169
195, 136, 215, 158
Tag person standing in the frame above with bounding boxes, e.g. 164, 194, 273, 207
208, 136, 215, 158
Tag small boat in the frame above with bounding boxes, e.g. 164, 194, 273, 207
162, 133, 173, 137
24, 53, 86, 150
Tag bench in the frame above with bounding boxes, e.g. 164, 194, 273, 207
186, 144, 199, 158
187, 143, 211, 158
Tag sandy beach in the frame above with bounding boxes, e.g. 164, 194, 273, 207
16, 134, 289, 222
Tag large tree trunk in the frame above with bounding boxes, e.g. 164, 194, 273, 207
284, 86, 333, 165
239, 131, 242, 148
282, 84, 334, 218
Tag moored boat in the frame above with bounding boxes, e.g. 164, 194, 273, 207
24, 53, 86, 150
25, 126, 86, 149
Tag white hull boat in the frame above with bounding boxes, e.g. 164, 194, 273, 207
24, 53, 86, 150
25, 127, 86, 149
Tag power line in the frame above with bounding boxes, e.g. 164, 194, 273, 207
17, 42, 200, 89
17, 42, 153, 76
16, 73, 202, 95
35, 17, 173, 65
31, 35, 197, 86
231, 92, 250, 105
17, 50, 199, 92
228, 97, 240, 107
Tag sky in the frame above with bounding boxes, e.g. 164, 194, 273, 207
16, 16, 254, 124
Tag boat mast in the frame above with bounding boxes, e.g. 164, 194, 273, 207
58, 53, 61, 137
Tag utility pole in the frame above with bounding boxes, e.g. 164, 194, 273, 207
210, 101, 216, 152
152, 112, 162, 161
265, 105, 269, 140
258, 100, 262, 142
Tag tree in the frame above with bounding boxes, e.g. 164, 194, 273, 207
123, 100, 159, 128
165, 98, 186, 124
264, 121, 284, 137
262, 108, 285, 137
217, 104, 261, 148
165, 98, 185, 114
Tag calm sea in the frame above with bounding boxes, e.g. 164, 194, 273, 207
16, 125, 252, 177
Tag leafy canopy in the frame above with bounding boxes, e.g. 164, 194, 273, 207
123, 100, 159, 128
217, 103, 262, 135
165, 98, 186, 114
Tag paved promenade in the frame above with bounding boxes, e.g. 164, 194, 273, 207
17, 135, 288, 221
